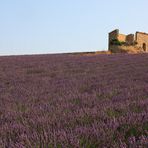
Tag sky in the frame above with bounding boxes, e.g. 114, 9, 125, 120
0, 0, 148, 55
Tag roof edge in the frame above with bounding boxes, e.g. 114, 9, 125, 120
136, 31, 148, 36
109, 29, 119, 34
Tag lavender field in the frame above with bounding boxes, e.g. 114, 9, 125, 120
0, 53, 148, 147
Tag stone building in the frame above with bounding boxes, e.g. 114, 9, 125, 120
108, 29, 148, 53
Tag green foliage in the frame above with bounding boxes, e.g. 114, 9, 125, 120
77, 115, 93, 125
125, 127, 141, 139
80, 137, 100, 148
113, 123, 148, 144
142, 122, 148, 134
106, 108, 123, 118
71, 98, 81, 105
110, 38, 126, 46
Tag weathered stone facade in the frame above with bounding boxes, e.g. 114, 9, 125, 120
108, 29, 148, 53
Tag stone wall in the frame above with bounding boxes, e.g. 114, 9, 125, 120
108, 29, 119, 50
118, 34, 126, 42
126, 34, 134, 44
109, 29, 127, 42
136, 32, 148, 52
108, 29, 148, 53
109, 29, 119, 42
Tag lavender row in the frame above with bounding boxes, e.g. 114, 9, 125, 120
0, 53, 148, 147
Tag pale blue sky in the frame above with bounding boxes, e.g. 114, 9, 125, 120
0, 0, 148, 55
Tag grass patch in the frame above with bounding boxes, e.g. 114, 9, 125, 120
16, 103, 28, 113
106, 108, 124, 118
79, 137, 100, 148
129, 104, 143, 113
75, 115, 94, 126
71, 98, 81, 105
96, 89, 121, 100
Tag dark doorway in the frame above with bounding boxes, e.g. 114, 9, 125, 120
143, 43, 146, 51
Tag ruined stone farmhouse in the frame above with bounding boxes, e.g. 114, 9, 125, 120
108, 29, 148, 53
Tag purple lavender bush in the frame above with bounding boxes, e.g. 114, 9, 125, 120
0, 53, 147, 147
